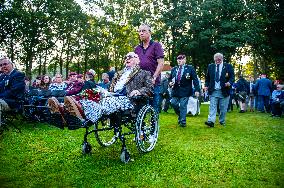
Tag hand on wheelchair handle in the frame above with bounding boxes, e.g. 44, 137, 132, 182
129, 90, 141, 97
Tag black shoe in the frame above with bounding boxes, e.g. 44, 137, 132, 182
220, 122, 226, 126
205, 121, 214, 127
239, 110, 245, 113
179, 123, 186, 127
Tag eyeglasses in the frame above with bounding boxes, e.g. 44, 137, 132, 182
177, 55, 185, 60
0, 62, 9, 67
125, 55, 137, 61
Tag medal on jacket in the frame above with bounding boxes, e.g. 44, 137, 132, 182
186, 73, 191, 79
5, 80, 9, 86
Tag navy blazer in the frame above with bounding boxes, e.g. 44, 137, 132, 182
0, 69, 25, 109
255, 78, 272, 96
205, 62, 235, 97
169, 64, 200, 98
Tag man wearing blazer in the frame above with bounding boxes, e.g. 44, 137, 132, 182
169, 54, 200, 127
0, 57, 25, 112
204, 53, 235, 127
254, 74, 272, 113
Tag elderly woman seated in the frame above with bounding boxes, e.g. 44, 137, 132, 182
49, 73, 67, 91
48, 52, 153, 124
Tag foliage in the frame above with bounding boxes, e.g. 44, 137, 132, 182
0, 105, 283, 187
0, 0, 283, 80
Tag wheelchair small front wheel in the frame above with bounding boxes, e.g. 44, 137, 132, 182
120, 148, 131, 163
135, 105, 159, 153
82, 141, 92, 154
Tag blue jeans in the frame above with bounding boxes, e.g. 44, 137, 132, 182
171, 97, 189, 125
150, 85, 161, 113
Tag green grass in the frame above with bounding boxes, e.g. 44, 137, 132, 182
0, 104, 283, 187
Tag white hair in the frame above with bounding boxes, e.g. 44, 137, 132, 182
214, 53, 223, 60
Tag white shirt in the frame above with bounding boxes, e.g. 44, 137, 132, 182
214, 62, 223, 90
114, 67, 132, 93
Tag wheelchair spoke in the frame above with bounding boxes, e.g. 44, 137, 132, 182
135, 105, 159, 153
94, 117, 118, 147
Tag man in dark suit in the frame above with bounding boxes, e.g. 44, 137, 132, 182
168, 54, 200, 127
254, 74, 272, 113
204, 53, 235, 127
0, 57, 25, 111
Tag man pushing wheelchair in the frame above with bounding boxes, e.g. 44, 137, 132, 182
48, 52, 158, 163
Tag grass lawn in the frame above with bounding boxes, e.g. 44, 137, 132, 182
0, 104, 283, 187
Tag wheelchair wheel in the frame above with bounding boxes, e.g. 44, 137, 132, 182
82, 141, 92, 154
135, 105, 159, 153
94, 116, 118, 147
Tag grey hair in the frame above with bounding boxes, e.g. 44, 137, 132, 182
139, 23, 151, 32
0, 57, 12, 64
101, 73, 109, 79
214, 53, 223, 60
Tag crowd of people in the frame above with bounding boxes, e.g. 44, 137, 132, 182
229, 74, 284, 117
0, 23, 283, 130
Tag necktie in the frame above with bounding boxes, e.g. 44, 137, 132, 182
177, 65, 182, 83
215, 64, 220, 82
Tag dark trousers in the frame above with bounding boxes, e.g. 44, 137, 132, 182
227, 94, 234, 111
171, 97, 188, 125
271, 101, 282, 116
257, 95, 270, 113
159, 94, 170, 112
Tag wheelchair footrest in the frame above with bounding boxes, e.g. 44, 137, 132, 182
64, 114, 90, 130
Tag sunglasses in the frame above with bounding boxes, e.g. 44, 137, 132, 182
125, 55, 136, 61
177, 55, 185, 60
0, 62, 9, 67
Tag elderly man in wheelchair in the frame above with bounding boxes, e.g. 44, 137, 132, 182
0, 57, 25, 134
48, 52, 159, 163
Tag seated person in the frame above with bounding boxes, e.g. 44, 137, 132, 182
77, 74, 84, 83
64, 72, 84, 96
81, 71, 96, 90
49, 73, 67, 91
48, 52, 153, 123
0, 57, 25, 112
31, 75, 42, 89
97, 73, 110, 89
271, 84, 284, 117
40, 74, 52, 90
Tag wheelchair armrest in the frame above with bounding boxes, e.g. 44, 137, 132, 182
129, 95, 149, 100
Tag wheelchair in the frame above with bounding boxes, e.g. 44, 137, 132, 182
23, 89, 65, 124
64, 95, 159, 163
